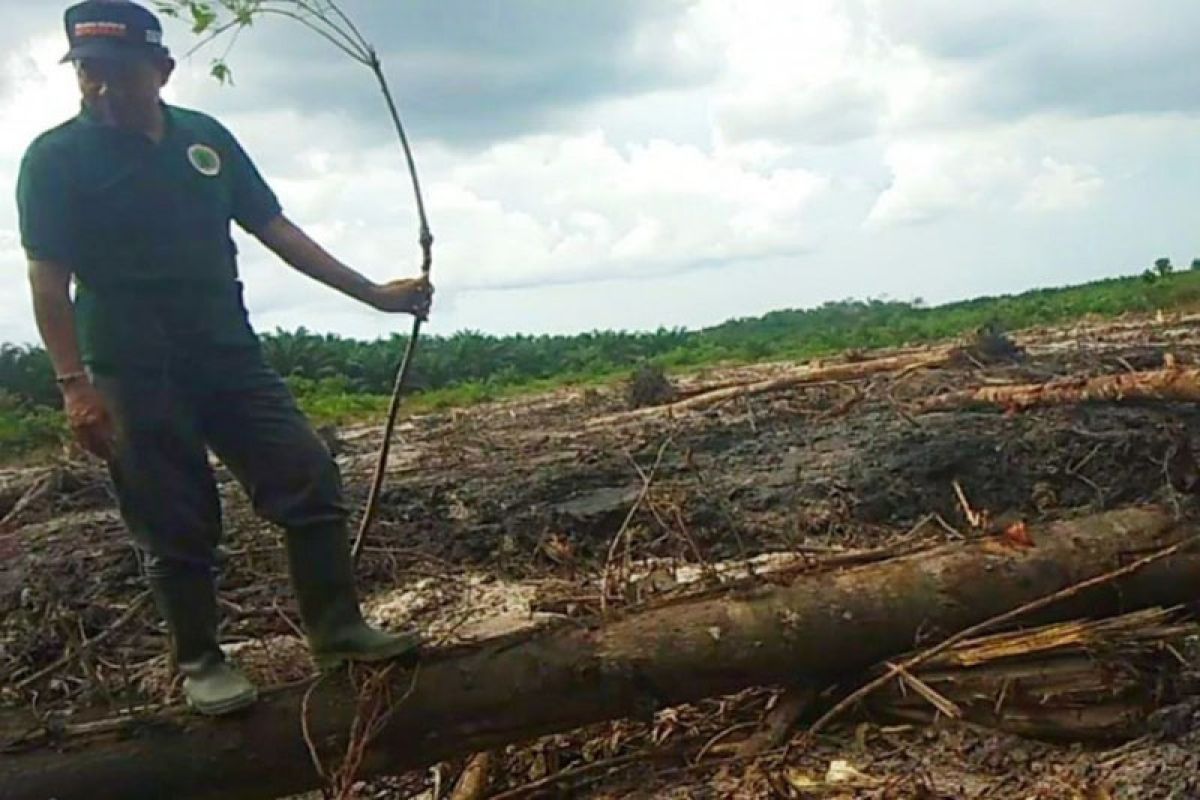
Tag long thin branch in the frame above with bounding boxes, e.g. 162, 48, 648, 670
255, 7, 369, 62
183, 16, 245, 59
181, 2, 366, 64
369, 57, 434, 257
348, 37, 435, 568
323, 0, 372, 55
171, 0, 430, 589
351, 319, 422, 564
284, 0, 370, 59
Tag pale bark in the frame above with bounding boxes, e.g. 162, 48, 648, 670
914, 367, 1200, 415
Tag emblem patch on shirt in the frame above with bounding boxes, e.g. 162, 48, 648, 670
187, 144, 222, 177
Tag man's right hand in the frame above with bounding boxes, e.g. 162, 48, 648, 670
61, 379, 116, 461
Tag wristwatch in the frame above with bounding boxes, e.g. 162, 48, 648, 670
55, 371, 90, 388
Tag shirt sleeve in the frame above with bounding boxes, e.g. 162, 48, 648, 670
16, 139, 78, 264
221, 124, 283, 234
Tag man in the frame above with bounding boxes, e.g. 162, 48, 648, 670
17, 0, 430, 716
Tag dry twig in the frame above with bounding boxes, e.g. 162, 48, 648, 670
888, 661, 962, 720
487, 744, 687, 800
953, 480, 985, 529
601, 437, 674, 612
14, 592, 152, 691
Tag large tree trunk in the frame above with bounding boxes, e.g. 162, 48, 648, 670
3, 507, 1198, 800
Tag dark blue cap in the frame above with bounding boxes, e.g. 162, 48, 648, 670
61, 0, 169, 63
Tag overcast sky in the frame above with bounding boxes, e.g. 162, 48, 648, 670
4, 0, 1200, 346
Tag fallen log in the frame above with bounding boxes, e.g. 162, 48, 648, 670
913, 367, 1200, 415
589, 348, 955, 427
3, 507, 1199, 800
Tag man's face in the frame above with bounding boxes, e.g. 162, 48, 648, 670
74, 56, 173, 128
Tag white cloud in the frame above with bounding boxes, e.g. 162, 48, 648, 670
691, 0, 888, 146
867, 0, 1200, 123
867, 123, 1110, 228
867, 136, 1023, 227
3, 1, 1200, 348
259, 130, 828, 293
1, 36, 87, 345
0, 35, 82, 163
1018, 157, 1104, 212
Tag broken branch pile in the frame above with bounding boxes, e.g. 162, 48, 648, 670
870, 607, 1198, 741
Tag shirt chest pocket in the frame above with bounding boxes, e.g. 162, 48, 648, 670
78, 150, 234, 249
78, 160, 177, 247
175, 147, 235, 230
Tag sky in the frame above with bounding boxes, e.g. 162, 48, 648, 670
3, 0, 1200, 346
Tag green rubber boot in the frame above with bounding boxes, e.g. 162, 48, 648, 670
285, 524, 421, 672
147, 570, 258, 716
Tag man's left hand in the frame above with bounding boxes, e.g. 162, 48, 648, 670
370, 276, 434, 319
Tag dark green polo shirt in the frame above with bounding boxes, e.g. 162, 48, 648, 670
16, 103, 282, 372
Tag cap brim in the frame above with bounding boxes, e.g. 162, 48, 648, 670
60, 40, 155, 64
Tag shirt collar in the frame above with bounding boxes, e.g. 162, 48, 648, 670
75, 101, 176, 141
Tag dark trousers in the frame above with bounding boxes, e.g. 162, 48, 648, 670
93, 350, 347, 579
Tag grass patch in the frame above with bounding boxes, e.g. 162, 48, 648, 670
0, 392, 66, 463
291, 372, 616, 426
286, 376, 392, 425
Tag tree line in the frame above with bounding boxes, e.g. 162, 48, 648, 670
3, 269, 1199, 411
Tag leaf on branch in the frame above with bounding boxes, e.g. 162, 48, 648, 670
226, 0, 258, 26
190, 2, 219, 34
210, 59, 234, 85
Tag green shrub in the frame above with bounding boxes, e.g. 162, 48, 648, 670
0, 391, 66, 460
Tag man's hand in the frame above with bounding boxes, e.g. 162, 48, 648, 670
369, 276, 434, 319
28, 258, 114, 460
61, 379, 116, 461
257, 217, 436, 318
